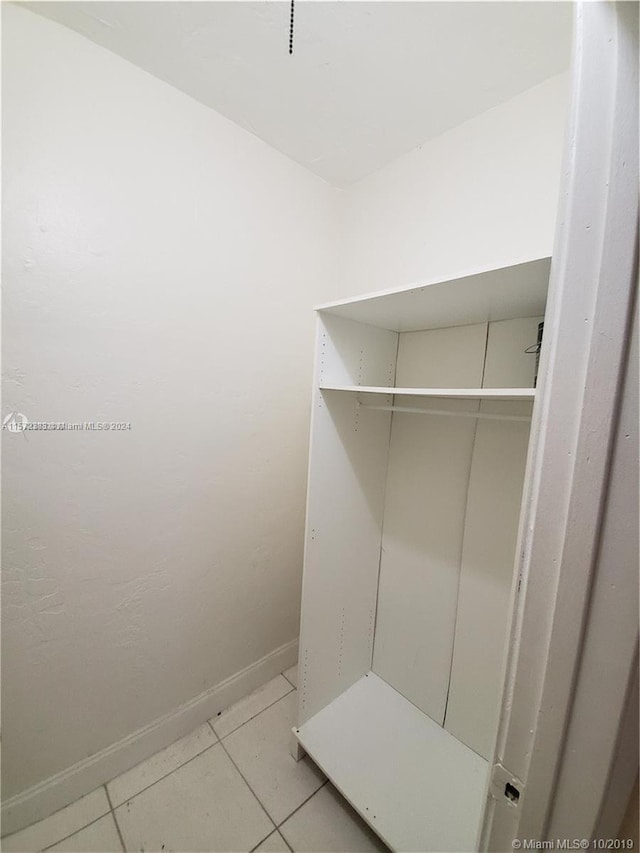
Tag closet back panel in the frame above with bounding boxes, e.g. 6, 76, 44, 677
297, 317, 397, 725
371, 323, 487, 723
443, 316, 541, 756
393, 323, 489, 388
443, 410, 531, 757
482, 316, 544, 388
372, 317, 540, 736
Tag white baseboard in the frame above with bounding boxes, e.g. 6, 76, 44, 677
1, 638, 299, 837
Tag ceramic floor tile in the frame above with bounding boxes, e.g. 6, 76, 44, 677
114, 742, 273, 852
2, 788, 110, 852
280, 785, 388, 853
252, 830, 290, 852
107, 722, 217, 807
212, 675, 292, 740
223, 692, 325, 825
282, 665, 298, 689
46, 814, 122, 852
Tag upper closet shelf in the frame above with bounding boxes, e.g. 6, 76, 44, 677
315, 256, 550, 332
320, 384, 536, 401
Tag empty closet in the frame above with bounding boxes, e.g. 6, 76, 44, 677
292, 257, 550, 852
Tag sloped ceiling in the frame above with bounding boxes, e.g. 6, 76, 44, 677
25, 1, 573, 186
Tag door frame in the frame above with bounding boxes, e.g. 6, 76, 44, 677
482, 2, 639, 847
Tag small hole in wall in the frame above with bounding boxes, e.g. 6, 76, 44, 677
505, 782, 520, 803
217, 711, 221, 716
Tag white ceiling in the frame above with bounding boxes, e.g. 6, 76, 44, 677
25, 1, 573, 187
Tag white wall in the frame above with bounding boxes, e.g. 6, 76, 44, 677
2, 1, 569, 817
2, 3, 338, 803
337, 72, 569, 295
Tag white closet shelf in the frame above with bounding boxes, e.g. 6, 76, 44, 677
294, 672, 488, 852
314, 256, 550, 332
319, 383, 536, 401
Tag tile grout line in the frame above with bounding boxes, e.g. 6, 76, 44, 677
216, 680, 327, 851
248, 827, 292, 853
213, 682, 295, 743
51, 677, 294, 846
39, 809, 112, 852
105, 739, 221, 813
36, 730, 223, 849
104, 784, 127, 853
280, 830, 295, 853
279, 780, 391, 853
216, 736, 277, 837
36, 777, 326, 853
31, 672, 299, 853
103, 674, 294, 810
275, 779, 328, 833
122, 678, 308, 851
248, 831, 271, 853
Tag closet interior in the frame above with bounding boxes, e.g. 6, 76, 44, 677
293, 256, 550, 852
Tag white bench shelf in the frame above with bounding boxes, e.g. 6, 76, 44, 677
296, 672, 488, 853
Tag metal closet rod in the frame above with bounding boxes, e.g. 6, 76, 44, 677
356, 401, 532, 423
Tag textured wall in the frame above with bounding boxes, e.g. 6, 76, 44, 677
2, 3, 338, 799
337, 72, 569, 294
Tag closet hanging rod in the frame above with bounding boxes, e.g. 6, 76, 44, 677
356, 401, 531, 422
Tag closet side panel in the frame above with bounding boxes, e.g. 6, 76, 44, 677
372, 323, 487, 724
444, 316, 540, 758
297, 317, 398, 726
315, 313, 398, 387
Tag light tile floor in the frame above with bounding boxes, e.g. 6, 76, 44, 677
3, 664, 388, 853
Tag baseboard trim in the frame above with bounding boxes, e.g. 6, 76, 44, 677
1, 638, 299, 836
